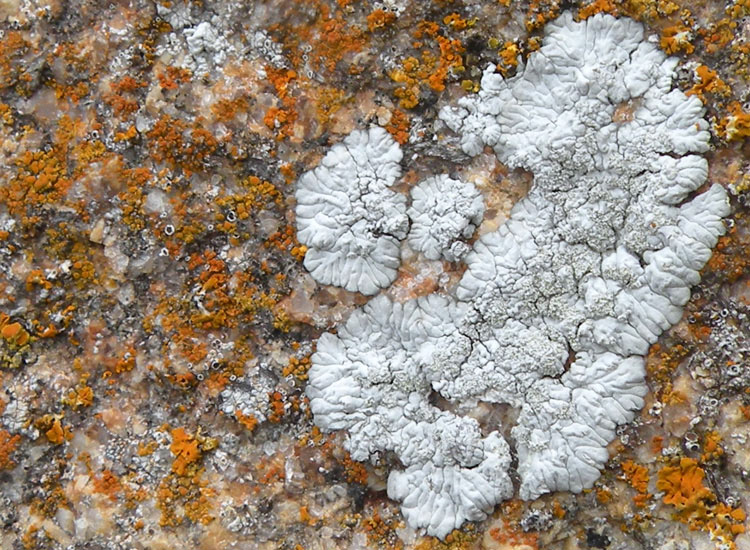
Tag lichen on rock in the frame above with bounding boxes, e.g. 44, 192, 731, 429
407, 175, 484, 262
295, 127, 408, 295
305, 11, 730, 538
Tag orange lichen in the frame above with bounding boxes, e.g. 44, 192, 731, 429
282, 355, 312, 382
156, 66, 192, 91
487, 501, 539, 548
525, 0, 561, 31
686, 65, 731, 101
211, 96, 249, 123
721, 102, 750, 142
0, 430, 21, 470
264, 66, 299, 141
314, 86, 350, 128
385, 109, 411, 145
92, 470, 123, 501
578, 0, 618, 19
170, 427, 202, 476
64, 383, 94, 410
700, 431, 724, 462
367, 9, 397, 32
0, 148, 71, 217
268, 391, 286, 423
391, 21, 465, 108
37, 417, 71, 445
146, 115, 218, 176
497, 42, 520, 75
235, 410, 258, 432
278, 2, 367, 73
0, 314, 30, 348
660, 24, 694, 55
364, 508, 405, 550
657, 457, 713, 509
657, 457, 746, 547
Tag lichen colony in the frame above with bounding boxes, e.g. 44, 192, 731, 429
302, 12, 730, 538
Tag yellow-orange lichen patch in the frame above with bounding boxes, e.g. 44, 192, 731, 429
364, 508, 405, 550
657, 457, 746, 547
687, 65, 731, 101
35, 416, 72, 445
92, 470, 123, 502
660, 24, 694, 55
169, 427, 202, 476
721, 102, 750, 142
385, 109, 411, 145
0, 430, 21, 470
657, 457, 713, 509
578, 0, 619, 19
621, 460, 651, 507
276, 2, 367, 74
367, 9, 397, 32
0, 148, 71, 217
235, 410, 258, 432
391, 21, 465, 109
0, 314, 31, 348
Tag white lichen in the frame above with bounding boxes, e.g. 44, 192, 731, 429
407, 175, 485, 262
295, 127, 408, 295
305, 12, 730, 537
306, 295, 513, 538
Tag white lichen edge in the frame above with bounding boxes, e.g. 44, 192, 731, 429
407, 175, 485, 262
295, 127, 408, 295
305, 11, 730, 539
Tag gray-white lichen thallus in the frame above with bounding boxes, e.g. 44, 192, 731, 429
301, 11, 731, 539
294, 127, 408, 296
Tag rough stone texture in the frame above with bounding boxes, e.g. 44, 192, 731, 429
0, 1, 748, 549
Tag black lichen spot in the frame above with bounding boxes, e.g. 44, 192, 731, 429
586, 529, 610, 549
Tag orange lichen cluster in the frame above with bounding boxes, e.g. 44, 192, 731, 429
646, 342, 691, 400
367, 8, 397, 32
0, 148, 71, 218
35, 415, 72, 445
391, 21, 465, 108
364, 508, 405, 550
415, 525, 479, 549
156, 471, 216, 526
170, 427, 202, 475
705, 226, 750, 283
525, 0, 561, 31
92, 470, 123, 502
0, 313, 30, 349
657, 457, 746, 546
277, 2, 367, 73
0, 430, 21, 470
0, 30, 31, 90
282, 355, 312, 382
700, 431, 724, 463
314, 86, 350, 129
104, 76, 147, 118
211, 96, 249, 123
660, 24, 694, 55
487, 501, 539, 549
687, 65, 731, 102
578, 0, 619, 19
235, 410, 259, 432
264, 66, 299, 141
63, 382, 94, 410
385, 109, 411, 144
719, 102, 750, 142
156, 66, 192, 91
621, 460, 651, 507
146, 114, 218, 177
267, 391, 287, 423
